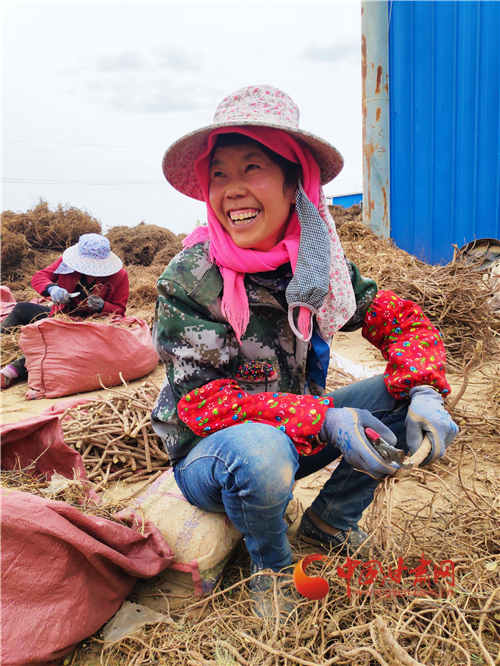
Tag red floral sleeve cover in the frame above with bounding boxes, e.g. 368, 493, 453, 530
177, 379, 333, 456
362, 290, 451, 399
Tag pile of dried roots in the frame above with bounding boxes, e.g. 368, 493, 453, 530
106, 222, 183, 267
125, 265, 162, 308
332, 207, 498, 372
1, 199, 101, 278
83, 443, 499, 666
0, 326, 23, 367
59, 380, 169, 489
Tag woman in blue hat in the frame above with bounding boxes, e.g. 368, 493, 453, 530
1, 233, 129, 389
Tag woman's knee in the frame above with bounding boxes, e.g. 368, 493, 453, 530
229, 422, 297, 463
175, 424, 297, 510
0, 304, 24, 331
1, 302, 50, 331
202, 423, 298, 500
230, 425, 298, 501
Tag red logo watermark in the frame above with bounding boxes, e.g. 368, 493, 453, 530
293, 552, 455, 600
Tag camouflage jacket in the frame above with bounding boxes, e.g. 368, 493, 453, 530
151, 241, 377, 463
151, 242, 451, 463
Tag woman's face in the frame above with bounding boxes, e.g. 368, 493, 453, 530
209, 143, 296, 251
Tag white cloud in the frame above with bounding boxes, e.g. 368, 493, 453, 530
95, 51, 146, 72
153, 47, 200, 73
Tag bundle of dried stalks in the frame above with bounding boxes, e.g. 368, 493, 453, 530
106, 223, 183, 267
0, 327, 23, 366
333, 212, 498, 372
1, 228, 30, 269
60, 380, 169, 489
125, 265, 162, 308
2, 199, 101, 254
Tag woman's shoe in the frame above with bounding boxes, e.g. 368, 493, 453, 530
299, 508, 370, 558
1, 369, 18, 390
248, 564, 299, 620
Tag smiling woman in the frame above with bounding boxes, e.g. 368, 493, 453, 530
151, 83, 458, 622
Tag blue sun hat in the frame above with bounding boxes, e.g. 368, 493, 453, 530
54, 234, 123, 277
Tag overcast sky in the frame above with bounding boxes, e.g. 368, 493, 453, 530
2, 1, 362, 236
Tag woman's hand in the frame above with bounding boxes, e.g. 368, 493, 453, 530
320, 408, 402, 478
87, 295, 104, 312
48, 286, 70, 305
406, 386, 459, 466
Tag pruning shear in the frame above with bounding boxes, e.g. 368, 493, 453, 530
365, 428, 413, 470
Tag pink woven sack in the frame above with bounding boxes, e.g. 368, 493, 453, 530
0, 285, 16, 322
19, 316, 159, 399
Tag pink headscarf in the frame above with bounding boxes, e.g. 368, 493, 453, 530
183, 127, 321, 343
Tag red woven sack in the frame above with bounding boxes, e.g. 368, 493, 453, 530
19, 316, 159, 399
0, 413, 174, 666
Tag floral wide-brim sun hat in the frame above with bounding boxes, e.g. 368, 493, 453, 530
162, 84, 345, 201
55, 234, 123, 277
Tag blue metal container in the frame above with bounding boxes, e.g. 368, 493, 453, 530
329, 192, 363, 208
388, 0, 500, 265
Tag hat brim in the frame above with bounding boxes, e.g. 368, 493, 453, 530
162, 120, 344, 201
62, 246, 123, 277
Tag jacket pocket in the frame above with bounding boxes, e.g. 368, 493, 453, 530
234, 358, 281, 395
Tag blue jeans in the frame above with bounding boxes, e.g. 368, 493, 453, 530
174, 375, 409, 572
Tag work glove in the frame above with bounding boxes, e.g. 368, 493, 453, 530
47, 285, 70, 305
406, 386, 459, 466
320, 408, 402, 479
87, 295, 104, 312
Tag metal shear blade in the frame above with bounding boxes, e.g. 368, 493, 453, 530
365, 428, 413, 469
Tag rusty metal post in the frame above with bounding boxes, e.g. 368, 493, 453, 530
361, 0, 390, 237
